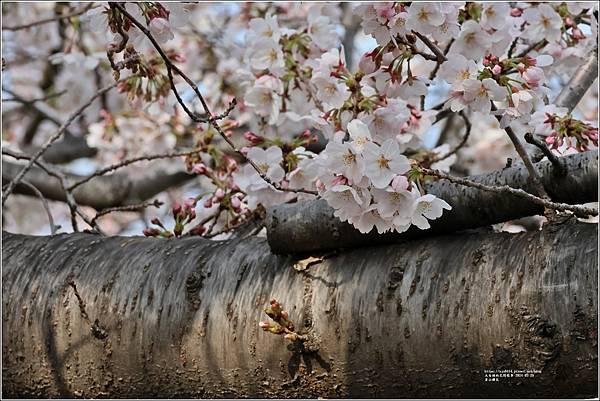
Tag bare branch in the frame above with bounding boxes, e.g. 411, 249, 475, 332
419, 167, 596, 217
524, 132, 566, 175
430, 111, 471, 163
91, 199, 163, 227
68, 148, 202, 191
19, 180, 59, 235
2, 82, 119, 206
110, 2, 317, 197
2, 4, 97, 31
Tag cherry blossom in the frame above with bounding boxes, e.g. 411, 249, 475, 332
438, 54, 478, 90
324, 141, 365, 184
409, 194, 452, 230
452, 20, 492, 61
362, 140, 410, 188
523, 4, 563, 43
462, 78, 506, 114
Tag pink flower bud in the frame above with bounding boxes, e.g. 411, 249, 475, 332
172, 202, 181, 217
391, 175, 409, 191
510, 8, 522, 17
259, 321, 270, 329
358, 53, 377, 74
244, 131, 264, 144
281, 310, 289, 319
188, 224, 205, 236
203, 198, 213, 208
491, 65, 502, 75
143, 228, 160, 237
331, 176, 347, 186
192, 163, 207, 175
240, 146, 250, 155
230, 196, 241, 209
215, 188, 225, 200
572, 28, 584, 40
184, 197, 197, 209
565, 17, 574, 27
545, 136, 555, 145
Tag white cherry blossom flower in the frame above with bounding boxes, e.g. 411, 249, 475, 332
347, 119, 372, 153
249, 39, 284, 72
480, 2, 511, 30
247, 146, 285, 182
355, 205, 392, 234
410, 194, 452, 229
247, 15, 281, 43
289, 157, 320, 190
323, 184, 367, 222
462, 78, 506, 114
452, 20, 492, 61
372, 186, 414, 220
363, 139, 410, 188
244, 75, 282, 124
324, 141, 365, 184
148, 18, 174, 44
312, 74, 351, 110
308, 14, 339, 49
438, 54, 478, 90
405, 3, 444, 35
362, 99, 410, 142
523, 4, 563, 43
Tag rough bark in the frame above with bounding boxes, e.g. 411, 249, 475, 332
1, 160, 194, 210
2, 221, 598, 398
266, 150, 598, 254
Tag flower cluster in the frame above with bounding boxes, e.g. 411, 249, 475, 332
72, 2, 597, 237
259, 298, 305, 342
144, 198, 198, 238
530, 105, 599, 152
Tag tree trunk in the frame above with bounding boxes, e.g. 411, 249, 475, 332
266, 151, 598, 254
3, 221, 598, 398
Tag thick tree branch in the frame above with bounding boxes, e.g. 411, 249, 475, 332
265, 151, 598, 254
555, 45, 599, 112
2, 221, 597, 398
2, 160, 194, 210
2, 83, 118, 206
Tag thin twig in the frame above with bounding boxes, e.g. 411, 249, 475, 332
20, 180, 59, 235
2, 89, 67, 104
67, 279, 108, 340
2, 82, 118, 206
430, 111, 471, 163
3, 88, 66, 128
2, 4, 97, 31
91, 199, 163, 226
515, 39, 547, 58
524, 133, 566, 176
419, 167, 598, 217
68, 148, 202, 191
413, 31, 446, 62
428, 39, 454, 80
111, 2, 317, 196
2, 148, 104, 234
490, 103, 549, 198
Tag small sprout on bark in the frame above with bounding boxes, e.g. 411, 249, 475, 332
259, 298, 307, 342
